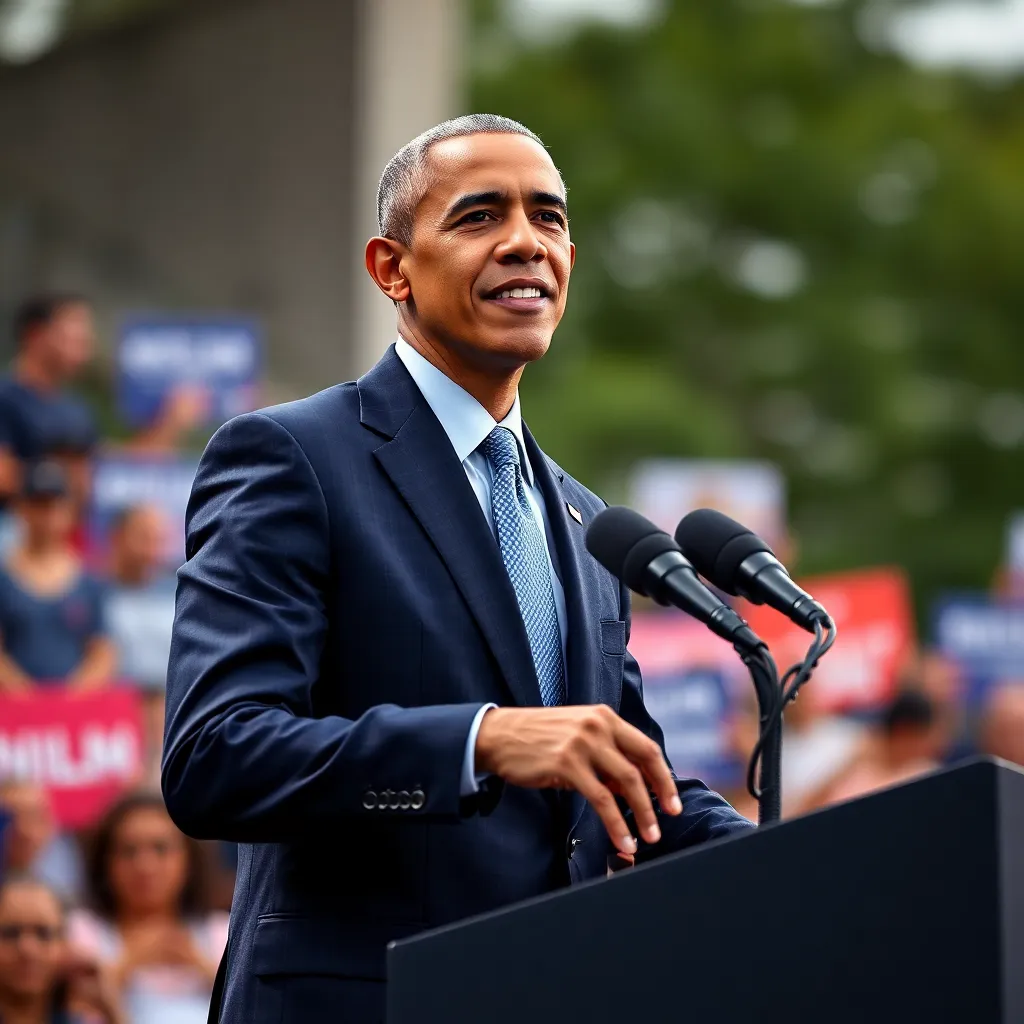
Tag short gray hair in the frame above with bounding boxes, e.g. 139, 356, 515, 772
376, 114, 554, 245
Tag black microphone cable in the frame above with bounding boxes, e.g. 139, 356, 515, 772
744, 615, 838, 807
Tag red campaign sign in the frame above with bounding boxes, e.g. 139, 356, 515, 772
742, 566, 916, 712
629, 611, 742, 677
0, 688, 144, 829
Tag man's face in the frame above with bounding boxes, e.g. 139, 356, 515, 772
0, 881, 67, 999
17, 495, 75, 547
114, 506, 168, 577
0, 783, 55, 871
398, 133, 574, 370
39, 303, 95, 381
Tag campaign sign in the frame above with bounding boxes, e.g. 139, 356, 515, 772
643, 668, 742, 788
933, 596, 1024, 702
0, 689, 144, 829
629, 612, 744, 787
743, 567, 915, 713
117, 315, 262, 428
628, 459, 786, 551
89, 454, 199, 567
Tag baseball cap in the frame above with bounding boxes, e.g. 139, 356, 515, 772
22, 460, 69, 500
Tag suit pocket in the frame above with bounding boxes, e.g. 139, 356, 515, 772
251, 914, 425, 980
599, 619, 626, 655
251, 915, 423, 1024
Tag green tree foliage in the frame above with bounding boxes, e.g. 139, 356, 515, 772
469, 0, 1024, 614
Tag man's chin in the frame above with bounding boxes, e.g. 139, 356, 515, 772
471, 328, 552, 367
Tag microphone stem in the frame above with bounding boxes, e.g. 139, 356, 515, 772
741, 649, 782, 825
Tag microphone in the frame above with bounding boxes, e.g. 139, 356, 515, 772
585, 506, 764, 654
674, 509, 831, 633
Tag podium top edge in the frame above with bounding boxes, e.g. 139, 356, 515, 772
386, 756, 1022, 957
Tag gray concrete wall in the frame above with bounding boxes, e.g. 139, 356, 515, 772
349, 0, 464, 375
0, 0, 462, 397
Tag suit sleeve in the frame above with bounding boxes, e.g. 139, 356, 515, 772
615, 580, 756, 857
161, 412, 495, 843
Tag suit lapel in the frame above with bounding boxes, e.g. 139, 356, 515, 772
525, 429, 624, 715
360, 348, 542, 709
525, 428, 625, 837
523, 427, 599, 710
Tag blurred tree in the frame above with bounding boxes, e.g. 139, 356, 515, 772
469, 0, 1024, 618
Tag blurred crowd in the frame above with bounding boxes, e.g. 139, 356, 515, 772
721, 649, 1024, 823
0, 294, 230, 1024
0, 293, 1022, 1023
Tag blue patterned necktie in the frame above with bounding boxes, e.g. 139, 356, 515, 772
481, 426, 566, 707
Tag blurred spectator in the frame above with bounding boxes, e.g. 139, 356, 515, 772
0, 874, 123, 1024
69, 793, 227, 1024
898, 649, 972, 763
978, 683, 1024, 767
0, 780, 84, 906
797, 690, 945, 812
104, 506, 177, 787
123, 386, 211, 456
0, 461, 115, 693
780, 685, 867, 817
0, 295, 99, 546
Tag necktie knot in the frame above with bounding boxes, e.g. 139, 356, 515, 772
481, 426, 521, 471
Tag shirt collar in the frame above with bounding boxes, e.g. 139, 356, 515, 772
395, 338, 533, 484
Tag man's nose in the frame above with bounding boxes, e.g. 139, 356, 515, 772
495, 209, 546, 264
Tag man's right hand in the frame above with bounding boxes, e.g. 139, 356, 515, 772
474, 705, 682, 856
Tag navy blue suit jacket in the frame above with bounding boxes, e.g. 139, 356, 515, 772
162, 346, 753, 1023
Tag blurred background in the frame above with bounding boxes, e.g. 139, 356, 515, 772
1, 0, 1023, 1019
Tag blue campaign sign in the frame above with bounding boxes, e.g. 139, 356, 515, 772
89, 455, 200, 567
117, 315, 262, 428
932, 595, 1024, 702
640, 668, 741, 789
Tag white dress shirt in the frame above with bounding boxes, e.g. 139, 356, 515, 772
395, 338, 568, 795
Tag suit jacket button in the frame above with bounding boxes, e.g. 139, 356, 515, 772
410, 789, 425, 810
399, 790, 411, 809
388, 791, 400, 810
363, 790, 377, 810
379, 789, 393, 809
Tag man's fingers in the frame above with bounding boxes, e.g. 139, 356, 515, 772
574, 771, 637, 856
595, 747, 660, 845
616, 722, 681, 817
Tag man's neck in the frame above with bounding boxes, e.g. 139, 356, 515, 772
14, 352, 58, 393
398, 330, 522, 422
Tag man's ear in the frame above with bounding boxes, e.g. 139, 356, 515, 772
365, 237, 411, 303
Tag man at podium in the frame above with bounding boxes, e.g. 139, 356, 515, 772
163, 114, 754, 1024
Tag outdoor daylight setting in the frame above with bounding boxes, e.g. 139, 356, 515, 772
0, 1, 1023, 1022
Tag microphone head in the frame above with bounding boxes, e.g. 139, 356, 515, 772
585, 506, 680, 596
674, 508, 772, 596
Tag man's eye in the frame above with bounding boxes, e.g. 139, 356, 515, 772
460, 210, 493, 224
537, 210, 566, 226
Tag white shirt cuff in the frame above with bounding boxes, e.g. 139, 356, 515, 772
460, 703, 497, 796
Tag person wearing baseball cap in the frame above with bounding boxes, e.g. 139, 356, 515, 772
0, 460, 115, 693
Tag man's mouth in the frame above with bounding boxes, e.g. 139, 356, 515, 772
483, 281, 552, 310
491, 286, 544, 300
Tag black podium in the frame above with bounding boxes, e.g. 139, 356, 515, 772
387, 758, 1024, 1023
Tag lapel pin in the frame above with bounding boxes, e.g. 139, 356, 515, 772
566, 502, 583, 525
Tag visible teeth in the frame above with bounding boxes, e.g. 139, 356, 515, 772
495, 286, 542, 299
